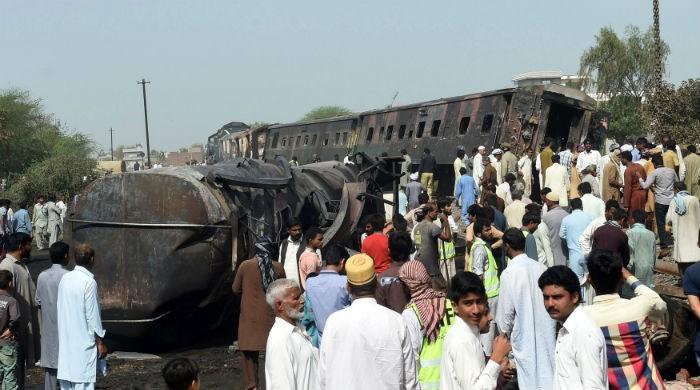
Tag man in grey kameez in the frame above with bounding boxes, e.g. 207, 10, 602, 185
45, 196, 62, 247
0, 232, 40, 390
32, 197, 48, 250
36, 241, 70, 390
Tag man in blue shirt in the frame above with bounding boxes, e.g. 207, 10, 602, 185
455, 167, 478, 223
12, 201, 32, 235
559, 198, 592, 280
305, 244, 351, 342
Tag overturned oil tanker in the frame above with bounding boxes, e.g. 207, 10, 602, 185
65, 155, 394, 347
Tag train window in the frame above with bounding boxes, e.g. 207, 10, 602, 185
407, 127, 414, 139
281, 138, 287, 147
378, 127, 385, 143
323, 137, 329, 146
386, 125, 394, 141
459, 117, 470, 135
416, 121, 425, 138
304, 135, 309, 146
296, 136, 301, 147
311, 134, 317, 145
271, 133, 279, 148
334, 132, 340, 145
481, 114, 494, 133
398, 125, 406, 139
366, 127, 374, 142
342, 132, 348, 145
431, 120, 441, 137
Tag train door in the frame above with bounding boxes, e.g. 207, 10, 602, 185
545, 102, 580, 149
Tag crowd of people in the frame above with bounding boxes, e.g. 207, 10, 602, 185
230, 136, 700, 390
0, 234, 105, 390
1, 136, 700, 389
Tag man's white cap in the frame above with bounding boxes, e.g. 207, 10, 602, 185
409, 172, 419, 181
477, 145, 486, 151
492, 148, 503, 155
620, 144, 633, 152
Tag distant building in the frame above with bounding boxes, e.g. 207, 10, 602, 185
166, 146, 204, 166
122, 144, 146, 171
512, 71, 608, 102
512, 70, 585, 89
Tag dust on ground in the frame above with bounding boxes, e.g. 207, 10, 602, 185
25, 346, 251, 390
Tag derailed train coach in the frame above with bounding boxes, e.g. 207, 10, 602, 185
215, 84, 596, 195
65, 156, 390, 346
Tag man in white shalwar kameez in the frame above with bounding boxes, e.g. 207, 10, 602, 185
518, 149, 534, 199
544, 155, 569, 208
57, 244, 107, 390
496, 229, 556, 390
473, 146, 486, 187
666, 182, 700, 276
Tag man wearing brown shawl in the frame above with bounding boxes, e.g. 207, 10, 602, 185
603, 149, 623, 203
400, 260, 456, 389
233, 238, 285, 390
621, 150, 648, 212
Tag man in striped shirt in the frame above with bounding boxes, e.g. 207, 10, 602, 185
584, 250, 667, 389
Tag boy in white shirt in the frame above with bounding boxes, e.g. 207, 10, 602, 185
440, 271, 511, 390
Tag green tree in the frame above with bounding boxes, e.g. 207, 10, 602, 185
6, 155, 98, 203
580, 26, 669, 100
0, 90, 55, 177
301, 106, 353, 121
0, 89, 99, 202
644, 79, 700, 143
579, 26, 670, 140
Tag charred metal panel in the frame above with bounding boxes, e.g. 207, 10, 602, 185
68, 157, 385, 343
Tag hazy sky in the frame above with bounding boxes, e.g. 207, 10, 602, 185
2, 1, 699, 152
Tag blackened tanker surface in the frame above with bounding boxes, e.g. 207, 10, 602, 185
66, 157, 381, 347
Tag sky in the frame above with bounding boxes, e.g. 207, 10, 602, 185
2, 1, 699, 153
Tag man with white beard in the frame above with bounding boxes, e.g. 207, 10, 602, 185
265, 279, 319, 390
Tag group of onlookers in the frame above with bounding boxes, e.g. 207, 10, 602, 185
223, 135, 700, 390
0, 235, 106, 390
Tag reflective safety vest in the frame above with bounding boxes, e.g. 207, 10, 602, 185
438, 239, 455, 261
411, 299, 456, 390
468, 240, 500, 298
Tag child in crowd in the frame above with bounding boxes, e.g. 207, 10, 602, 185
162, 358, 200, 390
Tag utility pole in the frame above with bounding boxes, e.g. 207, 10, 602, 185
109, 127, 115, 161
651, 0, 663, 129
652, 0, 662, 93
138, 78, 152, 168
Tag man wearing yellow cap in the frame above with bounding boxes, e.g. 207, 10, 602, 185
319, 254, 419, 390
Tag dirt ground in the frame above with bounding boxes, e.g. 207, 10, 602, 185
24, 346, 252, 390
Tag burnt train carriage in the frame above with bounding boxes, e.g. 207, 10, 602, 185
264, 115, 358, 164
205, 121, 250, 164
352, 84, 595, 194
211, 84, 595, 194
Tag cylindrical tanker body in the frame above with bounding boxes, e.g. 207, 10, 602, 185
66, 157, 385, 346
